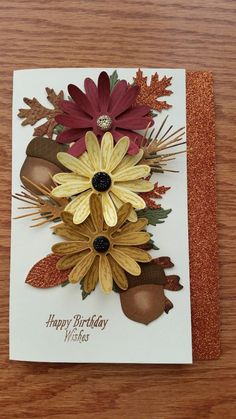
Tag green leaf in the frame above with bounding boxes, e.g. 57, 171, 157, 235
149, 238, 159, 250
137, 207, 172, 226
61, 280, 69, 287
53, 124, 64, 134
109, 70, 119, 91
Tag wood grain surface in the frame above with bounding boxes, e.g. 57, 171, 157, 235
0, 1, 235, 418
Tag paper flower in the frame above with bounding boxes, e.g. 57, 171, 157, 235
55, 71, 153, 156
52, 194, 152, 293
51, 131, 154, 226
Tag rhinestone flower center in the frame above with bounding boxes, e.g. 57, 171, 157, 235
93, 236, 110, 253
92, 172, 112, 192
96, 114, 112, 131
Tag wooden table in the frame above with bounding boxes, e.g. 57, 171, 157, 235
0, 1, 235, 418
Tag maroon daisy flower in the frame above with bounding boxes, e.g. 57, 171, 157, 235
55, 71, 153, 156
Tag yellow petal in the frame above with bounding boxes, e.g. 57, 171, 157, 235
116, 179, 154, 192
64, 190, 92, 214
53, 224, 88, 241
53, 173, 86, 184
61, 211, 92, 236
101, 132, 114, 170
109, 191, 137, 223
110, 248, 141, 276
90, 194, 103, 231
73, 192, 93, 224
113, 149, 144, 173
117, 246, 152, 263
69, 251, 95, 283
111, 185, 146, 209
83, 255, 99, 292
51, 180, 91, 198
113, 232, 150, 245
120, 217, 148, 233
107, 255, 128, 290
57, 152, 93, 177
56, 250, 90, 270
52, 241, 90, 255
85, 131, 101, 171
107, 136, 129, 172
113, 165, 151, 182
79, 151, 92, 169
102, 192, 117, 227
99, 254, 113, 293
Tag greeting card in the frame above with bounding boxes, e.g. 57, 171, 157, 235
10, 68, 219, 363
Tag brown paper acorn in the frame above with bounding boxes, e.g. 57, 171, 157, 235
20, 137, 68, 194
117, 257, 183, 325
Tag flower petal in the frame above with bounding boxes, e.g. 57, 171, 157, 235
51, 180, 91, 198
56, 152, 93, 177
90, 194, 103, 231
61, 211, 92, 236
68, 84, 94, 116
85, 131, 101, 171
113, 165, 151, 182
111, 85, 140, 116
73, 191, 93, 224
117, 247, 152, 263
56, 250, 90, 270
53, 224, 89, 241
83, 255, 99, 292
68, 137, 87, 157
98, 71, 110, 113
107, 255, 128, 290
101, 132, 114, 170
53, 173, 86, 184
107, 136, 129, 172
110, 248, 141, 276
64, 190, 92, 214
120, 217, 148, 233
52, 241, 90, 255
69, 251, 95, 283
117, 117, 152, 130
109, 202, 132, 233
56, 114, 92, 129
113, 149, 144, 173
84, 78, 99, 112
58, 100, 89, 118
117, 179, 154, 192
111, 185, 146, 209
99, 254, 113, 293
109, 191, 137, 223
109, 79, 128, 112
113, 232, 150, 246
56, 128, 85, 144
102, 192, 117, 227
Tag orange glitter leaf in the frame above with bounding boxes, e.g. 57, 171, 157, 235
25, 254, 71, 288
140, 181, 170, 209
133, 69, 172, 111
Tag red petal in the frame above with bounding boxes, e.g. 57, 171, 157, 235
98, 71, 110, 113
116, 116, 152, 130
68, 136, 86, 156
111, 85, 140, 116
109, 80, 128, 112
56, 128, 86, 144
84, 78, 99, 112
58, 100, 89, 118
68, 84, 94, 116
25, 254, 71, 288
56, 114, 92, 129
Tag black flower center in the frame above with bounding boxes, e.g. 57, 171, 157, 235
93, 236, 110, 253
92, 172, 112, 192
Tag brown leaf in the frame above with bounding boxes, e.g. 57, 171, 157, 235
25, 254, 71, 288
18, 87, 64, 139
152, 257, 174, 269
164, 297, 174, 313
164, 275, 183, 291
133, 69, 172, 111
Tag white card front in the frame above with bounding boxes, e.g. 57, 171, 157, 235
10, 68, 192, 363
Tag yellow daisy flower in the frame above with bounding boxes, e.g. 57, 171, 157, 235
51, 131, 153, 226
52, 194, 152, 294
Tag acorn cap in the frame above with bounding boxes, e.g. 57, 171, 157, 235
26, 137, 68, 171
114, 262, 166, 293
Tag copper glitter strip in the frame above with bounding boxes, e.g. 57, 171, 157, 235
186, 71, 220, 360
